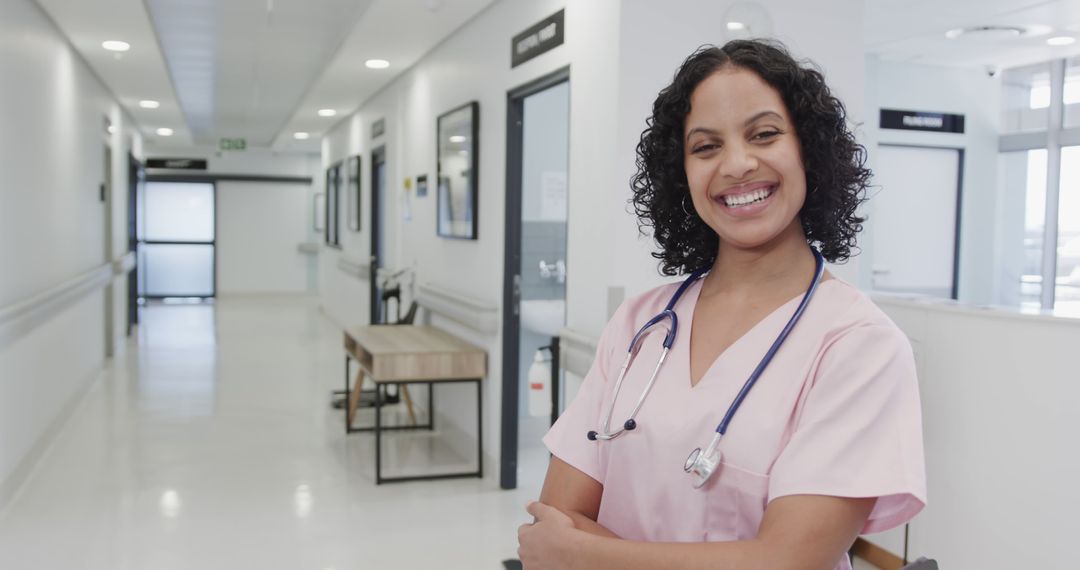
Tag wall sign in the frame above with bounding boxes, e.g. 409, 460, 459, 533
220, 137, 247, 151
416, 174, 428, 198
511, 9, 564, 68
146, 158, 208, 170
880, 109, 965, 134
372, 118, 385, 138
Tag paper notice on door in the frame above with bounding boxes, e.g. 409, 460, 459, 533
540, 171, 567, 221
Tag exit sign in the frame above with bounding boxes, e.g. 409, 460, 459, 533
220, 138, 247, 151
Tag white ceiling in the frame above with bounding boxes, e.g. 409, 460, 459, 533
865, 0, 1080, 68
31, 0, 1080, 153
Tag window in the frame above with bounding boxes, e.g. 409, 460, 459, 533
1000, 62, 1052, 133
999, 58, 1080, 314
1058, 146, 1080, 315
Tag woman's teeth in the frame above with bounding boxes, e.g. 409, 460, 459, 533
723, 187, 773, 207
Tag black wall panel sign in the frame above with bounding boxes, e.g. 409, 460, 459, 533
146, 158, 208, 170
511, 9, 564, 68
880, 109, 965, 134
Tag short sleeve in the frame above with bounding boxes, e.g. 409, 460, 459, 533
768, 324, 927, 534
541, 305, 628, 484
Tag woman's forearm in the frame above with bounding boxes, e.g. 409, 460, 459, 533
566, 533, 769, 570
565, 511, 619, 538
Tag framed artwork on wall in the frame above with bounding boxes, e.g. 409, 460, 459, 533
346, 155, 361, 232
436, 101, 479, 239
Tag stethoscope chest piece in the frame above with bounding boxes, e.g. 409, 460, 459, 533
684, 444, 722, 489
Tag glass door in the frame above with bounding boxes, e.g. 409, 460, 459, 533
137, 181, 216, 298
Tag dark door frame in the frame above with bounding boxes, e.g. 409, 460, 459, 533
127, 154, 142, 333
370, 145, 387, 324
500, 66, 570, 490
877, 143, 964, 300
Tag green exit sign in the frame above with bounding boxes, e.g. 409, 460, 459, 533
220, 138, 247, 151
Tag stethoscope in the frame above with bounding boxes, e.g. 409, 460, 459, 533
586, 247, 825, 489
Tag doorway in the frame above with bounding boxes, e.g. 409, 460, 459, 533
370, 145, 389, 324
103, 142, 115, 357
501, 68, 570, 490
870, 144, 963, 299
137, 180, 217, 299
127, 154, 143, 334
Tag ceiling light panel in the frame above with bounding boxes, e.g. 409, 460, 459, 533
139, 100, 160, 109
102, 40, 130, 52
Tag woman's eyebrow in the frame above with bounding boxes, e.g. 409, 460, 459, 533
744, 110, 784, 126
684, 127, 719, 142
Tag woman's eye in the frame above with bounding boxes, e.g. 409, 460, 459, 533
691, 143, 719, 154
753, 130, 781, 141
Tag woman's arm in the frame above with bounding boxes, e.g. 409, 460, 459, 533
537, 456, 618, 538
519, 493, 874, 570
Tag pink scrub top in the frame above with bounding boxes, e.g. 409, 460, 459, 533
544, 277, 926, 570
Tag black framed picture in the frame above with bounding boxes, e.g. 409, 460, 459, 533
346, 155, 361, 232
436, 101, 479, 239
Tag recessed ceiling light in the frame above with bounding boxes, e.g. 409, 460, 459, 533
1048, 36, 1076, 46
317, 109, 337, 117
102, 40, 130, 52
726, 22, 746, 31
449, 135, 466, 143
945, 25, 1025, 41
156, 127, 173, 136
294, 132, 310, 140
107, 125, 116, 134
139, 100, 160, 109
365, 59, 390, 69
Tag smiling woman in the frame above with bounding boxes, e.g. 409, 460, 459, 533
519, 40, 926, 570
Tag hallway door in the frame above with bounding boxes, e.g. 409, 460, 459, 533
137, 181, 217, 298
370, 146, 388, 324
871, 145, 962, 299
501, 68, 570, 490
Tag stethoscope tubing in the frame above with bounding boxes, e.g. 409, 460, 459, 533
587, 247, 825, 443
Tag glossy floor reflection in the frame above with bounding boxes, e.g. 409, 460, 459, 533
0, 296, 546, 570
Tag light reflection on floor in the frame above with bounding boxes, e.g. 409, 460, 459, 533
0, 295, 546, 570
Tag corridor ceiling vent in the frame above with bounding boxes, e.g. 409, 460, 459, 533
364, 59, 390, 69
101, 40, 130, 52
944, 25, 1050, 42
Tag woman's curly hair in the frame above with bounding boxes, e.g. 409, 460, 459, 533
630, 39, 871, 276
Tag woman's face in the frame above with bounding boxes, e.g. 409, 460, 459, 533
683, 66, 807, 252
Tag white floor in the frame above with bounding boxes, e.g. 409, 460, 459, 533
0, 295, 880, 570
0, 296, 545, 570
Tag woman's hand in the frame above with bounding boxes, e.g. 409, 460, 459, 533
517, 501, 584, 569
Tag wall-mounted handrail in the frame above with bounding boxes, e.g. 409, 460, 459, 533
415, 282, 499, 335
556, 327, 598, 378
0, 252, 135, 349
336, 253, 370, 280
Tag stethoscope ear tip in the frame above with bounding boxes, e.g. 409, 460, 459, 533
586, 431, 598, 441
623, 419, 637, 431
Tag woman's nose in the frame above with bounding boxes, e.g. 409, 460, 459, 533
718, 143, 758, 179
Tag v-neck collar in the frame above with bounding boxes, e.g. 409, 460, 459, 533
678, 277, 838, 389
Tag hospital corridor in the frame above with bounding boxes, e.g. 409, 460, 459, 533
2, 0, 1079, 569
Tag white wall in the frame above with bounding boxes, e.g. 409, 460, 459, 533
876, 299, 1080, 569
864, 58, 1001, 304
319, 0, 866, 482
0, 0, 140, 505
216, 181, 315, 294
